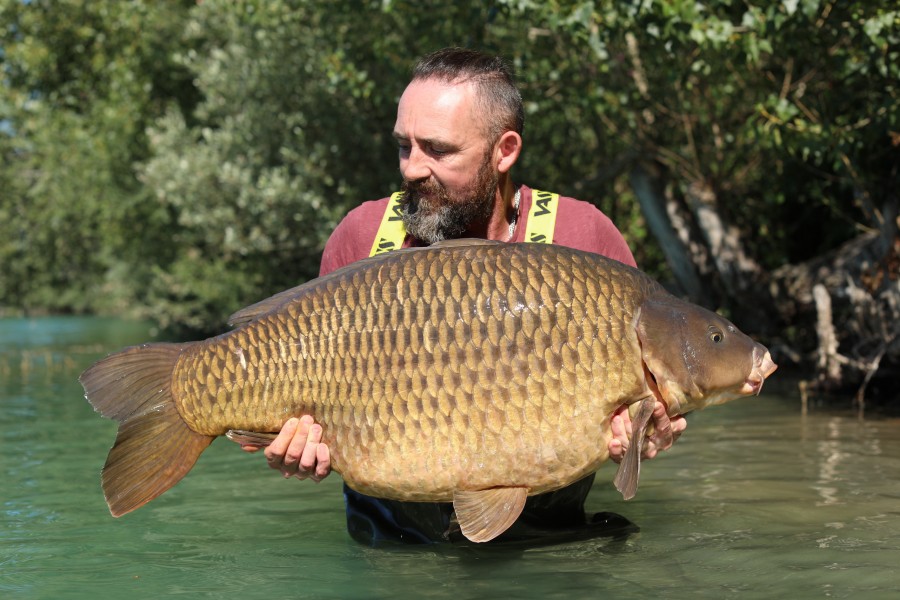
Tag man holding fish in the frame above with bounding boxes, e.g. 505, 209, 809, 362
83, 48, 776, 543
243, 48, 687, 544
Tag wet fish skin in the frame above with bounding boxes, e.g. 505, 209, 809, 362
81, 240, 776, 542
169, 241, 657, 499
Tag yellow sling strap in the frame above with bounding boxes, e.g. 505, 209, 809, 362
369, 191, 407, 256
369, 188, 560, 257
523, 189, 559, 244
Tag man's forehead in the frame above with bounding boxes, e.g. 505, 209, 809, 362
394, 79, 483, 142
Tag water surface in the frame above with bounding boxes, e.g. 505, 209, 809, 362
2, 317, 899, 598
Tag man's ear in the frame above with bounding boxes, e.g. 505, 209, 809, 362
495, 131, 522, 174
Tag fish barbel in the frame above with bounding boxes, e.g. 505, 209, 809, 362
81, 239, 776, 542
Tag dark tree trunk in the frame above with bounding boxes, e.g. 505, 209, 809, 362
629, 161, 713, 306
769, 201, 900, 405
628, 161, 776, 331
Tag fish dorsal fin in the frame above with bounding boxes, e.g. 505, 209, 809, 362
429, 238, 503, 249
227, 282, 316, 326
613, 395, 656, 500
226, 250, 403, 326
227, 239, 501, 326
453, 487, 528, 543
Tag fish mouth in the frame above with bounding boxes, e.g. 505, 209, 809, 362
740, 347, 778, 396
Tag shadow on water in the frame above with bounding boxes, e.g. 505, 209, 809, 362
2, 316, 900, 599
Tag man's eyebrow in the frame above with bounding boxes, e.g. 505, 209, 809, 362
392, 132, 456, 149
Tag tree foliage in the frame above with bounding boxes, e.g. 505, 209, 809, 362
2, 1, 897, 385
0, 0, 198, 314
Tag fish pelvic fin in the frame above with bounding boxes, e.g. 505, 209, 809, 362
613, 396, 656, 500
453, 487, 528, 543
225, 430, 278, 447
79, 343, 214, 517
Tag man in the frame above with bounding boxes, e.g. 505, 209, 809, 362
242, 48, 686, 545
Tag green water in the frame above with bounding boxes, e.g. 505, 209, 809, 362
2, 317, 899, 599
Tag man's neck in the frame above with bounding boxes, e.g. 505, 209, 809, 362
467, 176, 517, 241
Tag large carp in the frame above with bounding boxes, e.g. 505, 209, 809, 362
81, 240, 776, 542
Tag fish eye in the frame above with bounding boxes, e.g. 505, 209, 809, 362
709, 328, 724, 343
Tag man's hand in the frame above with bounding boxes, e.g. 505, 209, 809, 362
607, 401, 686, 464
240, 415, 332, 482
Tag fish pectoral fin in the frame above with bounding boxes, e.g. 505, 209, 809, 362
453, 487, 528, 543
613, 396, 656, 501
225, 430, 279, 447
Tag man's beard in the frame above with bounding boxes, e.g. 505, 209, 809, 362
399, 155, 498, 245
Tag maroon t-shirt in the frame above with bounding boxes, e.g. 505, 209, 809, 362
319, 184, 635, 276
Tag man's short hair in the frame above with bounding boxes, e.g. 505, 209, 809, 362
411, 47, 524, 142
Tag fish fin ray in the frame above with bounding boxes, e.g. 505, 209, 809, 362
80, 343, 189, 420
453, 487, 528, 543
102, 403, 214, 517
429, 238, 502, 248
227, 284, 317, 326
613, 396, 656, 500
225, 430, 278, 447
80, 342, 214, 517
227, 251, 402, 326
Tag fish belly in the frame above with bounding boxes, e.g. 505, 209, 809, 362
172, 243, 654, 501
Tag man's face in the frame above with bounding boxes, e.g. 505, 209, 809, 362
393, 79, 499, 243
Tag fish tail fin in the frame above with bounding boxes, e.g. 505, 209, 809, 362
80, 343, 215, 517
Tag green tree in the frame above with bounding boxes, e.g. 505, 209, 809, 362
2, 1, 897, 397
493, 0, 897, 300
138, 0, 503, 330
0, 0, 198, 315
490, 0, 898, 395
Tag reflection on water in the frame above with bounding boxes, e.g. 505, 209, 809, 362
2, 317, 900, 599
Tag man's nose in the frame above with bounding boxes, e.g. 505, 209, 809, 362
400, 146, 431, 181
